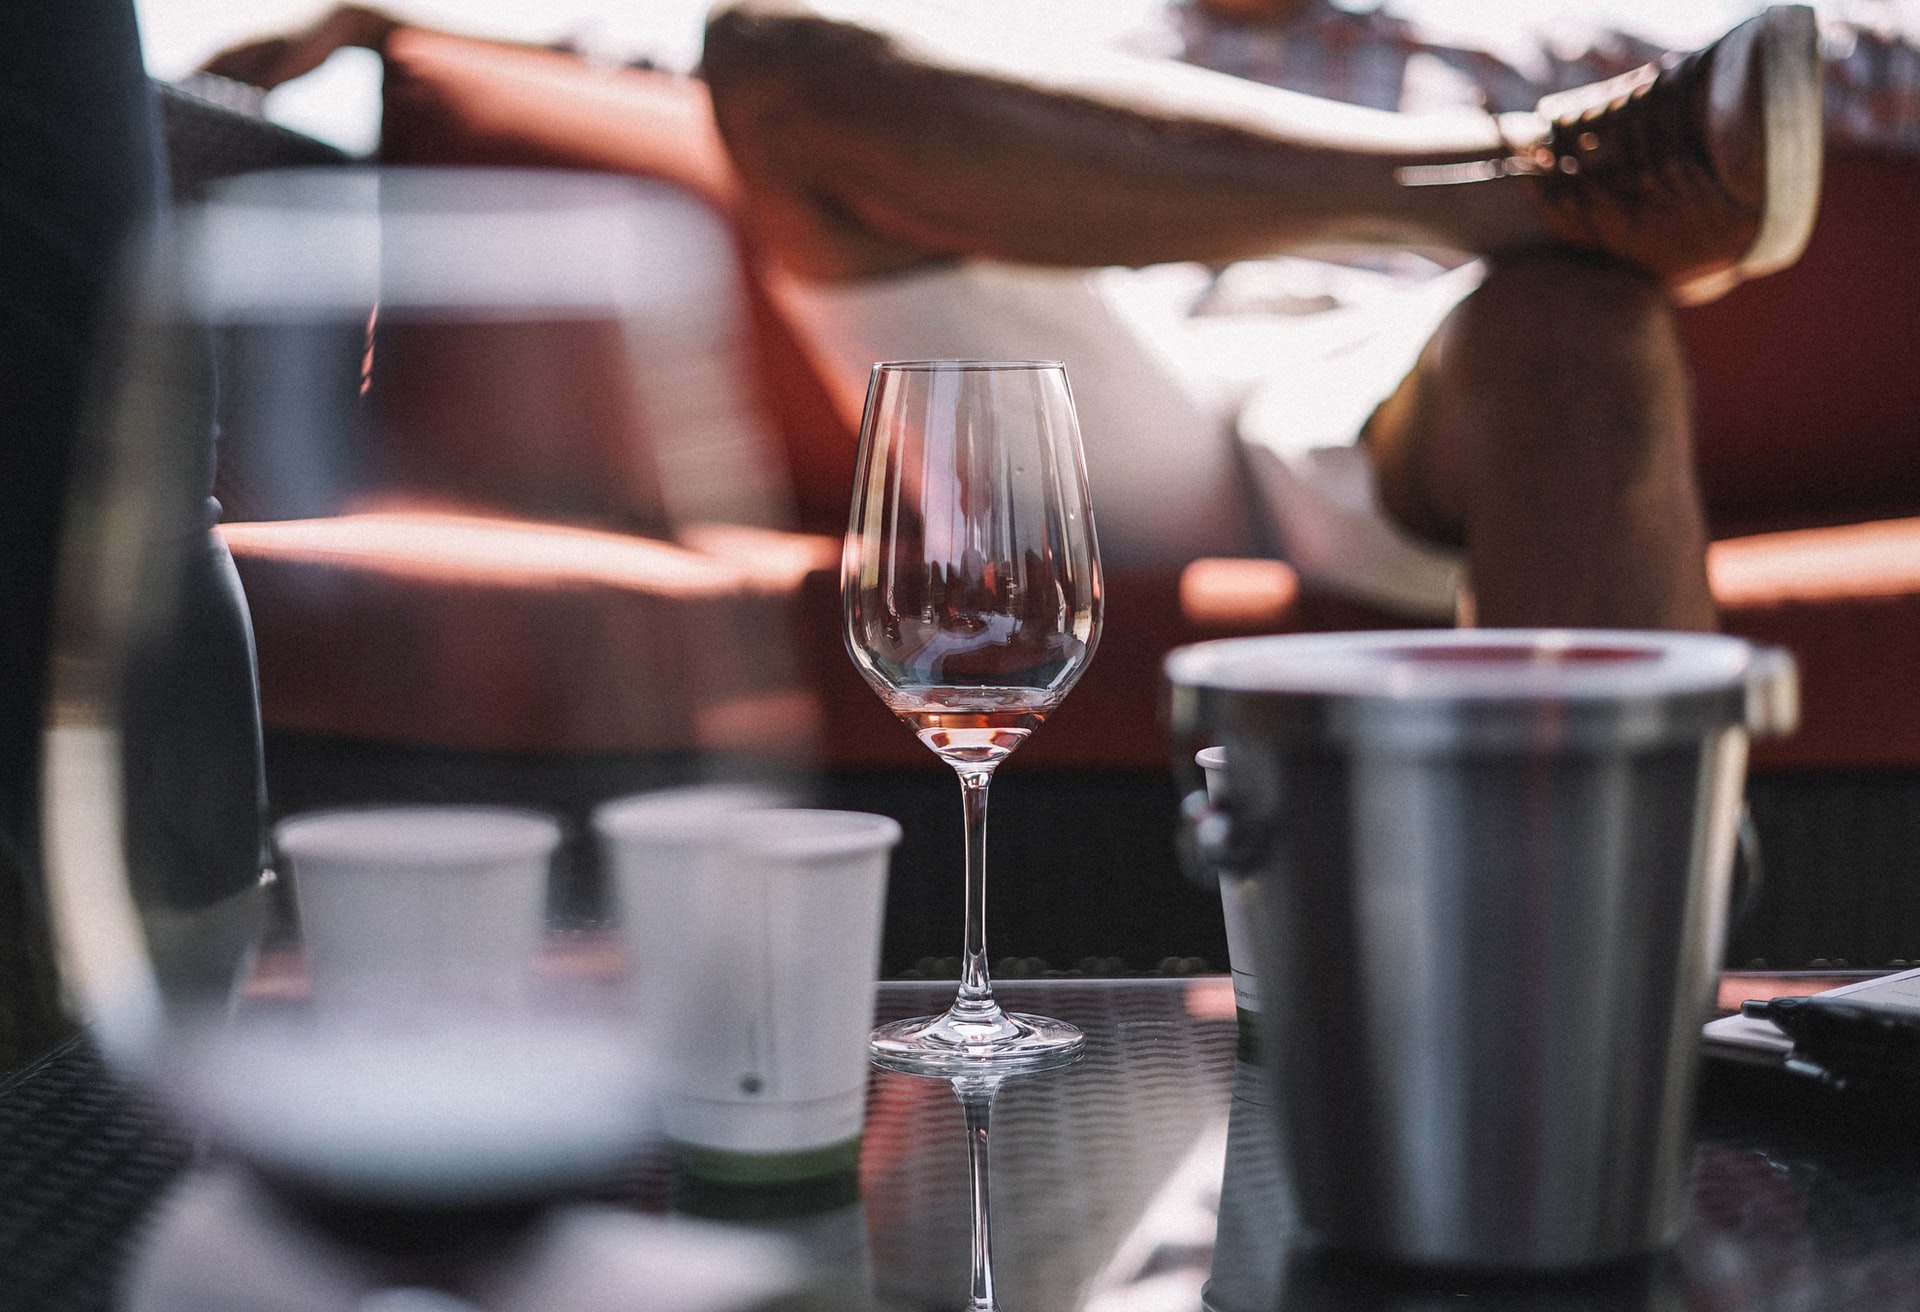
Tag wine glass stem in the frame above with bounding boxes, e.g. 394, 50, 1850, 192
955, 766, 999, 1016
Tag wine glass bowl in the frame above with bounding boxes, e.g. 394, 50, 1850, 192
845, 360, 1101, 1073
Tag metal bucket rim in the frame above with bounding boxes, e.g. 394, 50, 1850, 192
1165, 629, 1761, 705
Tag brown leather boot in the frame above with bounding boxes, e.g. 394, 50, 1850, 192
1502, 5, 1823, 304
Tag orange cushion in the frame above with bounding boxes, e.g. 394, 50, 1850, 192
225, 509, 823, 757
1713, 518, 1920, 771
1681, 151, 1920, 536
378, 28, 735, 209
363, 317, 672, 531
377, 28, 861, 535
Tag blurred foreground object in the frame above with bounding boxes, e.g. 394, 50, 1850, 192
126, 1162, 832, 1312
43, 166, 821, 1210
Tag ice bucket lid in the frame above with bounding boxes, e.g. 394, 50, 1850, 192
1165, 630, 1797, 751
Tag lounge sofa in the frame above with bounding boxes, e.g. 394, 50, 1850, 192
180, 26, 1920, 971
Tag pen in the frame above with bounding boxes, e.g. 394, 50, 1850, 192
1741, 995, 1920, 1094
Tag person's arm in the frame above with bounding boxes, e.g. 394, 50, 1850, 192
197, 4, 400, 89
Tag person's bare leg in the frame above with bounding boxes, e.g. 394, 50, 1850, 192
702, 0, 1779, 631
1365, 252, 1718, 630
701, 1, 1818, 299
702, 1, 1549, 279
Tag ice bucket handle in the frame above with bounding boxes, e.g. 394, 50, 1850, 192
1172, 741, 1271, 887
1179, 789, 1266, 888
1745, 645, 1800, 739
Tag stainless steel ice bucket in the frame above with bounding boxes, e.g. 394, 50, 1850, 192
1166, 630, 1798, 1272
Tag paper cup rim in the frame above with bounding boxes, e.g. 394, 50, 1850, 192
274, 805, 561, 868
732, 809, 902, 863
590, 785, 781, 843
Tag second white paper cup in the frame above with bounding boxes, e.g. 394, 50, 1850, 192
1197, 746, 1262, 1018
595, 790, 899, 1157
275, 805, 561, 1017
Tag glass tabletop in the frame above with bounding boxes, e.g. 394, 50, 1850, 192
4, 975, 1920, 1311
865, 978, 1240, 1312
871, 977, 1920, 1312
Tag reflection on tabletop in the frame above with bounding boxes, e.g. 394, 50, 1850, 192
75, 970, 1920, 1311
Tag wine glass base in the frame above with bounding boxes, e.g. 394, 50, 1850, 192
869, 1011, 1085, 1076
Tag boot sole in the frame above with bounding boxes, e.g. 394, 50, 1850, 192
1677, 4, 1824, 305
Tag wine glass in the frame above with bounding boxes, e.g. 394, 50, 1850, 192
845, 360, 1102, 1073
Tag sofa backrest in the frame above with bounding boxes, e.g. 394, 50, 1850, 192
378, 28, 861, 537
376, 30, 1920, 548
1679, 148, 1920, 538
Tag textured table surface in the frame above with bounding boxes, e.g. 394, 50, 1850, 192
5, 978, 1920, 1311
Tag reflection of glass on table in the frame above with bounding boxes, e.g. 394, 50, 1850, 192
5, 973, 1919, 1309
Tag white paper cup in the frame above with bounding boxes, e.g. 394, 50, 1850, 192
276, 806, 561, 1017
1197, 747, 1262, 1019
595, 791, 899, 1163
